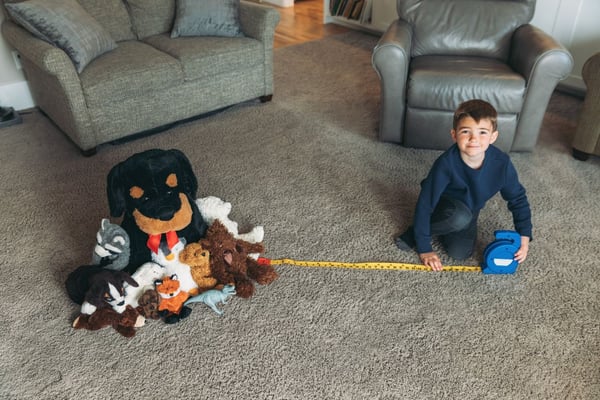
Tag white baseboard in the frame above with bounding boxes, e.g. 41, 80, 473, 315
263, 0, 294, 7
0, 80, 34, 110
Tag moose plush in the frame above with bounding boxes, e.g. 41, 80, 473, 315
73, 305, 145, 338
200, 220, 278, 298
106, 149, 208, 273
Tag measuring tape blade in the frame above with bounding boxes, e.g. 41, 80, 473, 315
258, 257, 481, 273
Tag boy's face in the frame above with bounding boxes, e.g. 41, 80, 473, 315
451, 116, 498, 159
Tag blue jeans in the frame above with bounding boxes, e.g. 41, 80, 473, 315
430, 196, 478, 260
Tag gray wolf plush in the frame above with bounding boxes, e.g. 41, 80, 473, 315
91, 218, 130, 270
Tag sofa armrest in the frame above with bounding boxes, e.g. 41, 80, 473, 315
509, 24, 573, 150
239, 1, 280, 44
371, 19, 413, 143
2, 19, 97, 151
2, 19, 77, 77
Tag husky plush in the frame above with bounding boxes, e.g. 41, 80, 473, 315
91, 218, 130, 271
65, 265, 139, 315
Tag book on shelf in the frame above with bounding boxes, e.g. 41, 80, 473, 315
330, 0, 345, 15
330, 0, 373, 24
350, 0, 364, 20
359, 0, 372, 24
342, 0, 356, 18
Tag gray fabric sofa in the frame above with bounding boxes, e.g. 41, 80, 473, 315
1, 0, 280, 155
372, 0, 573, 152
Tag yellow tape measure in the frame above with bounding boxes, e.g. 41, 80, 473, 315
258, 257, 482, 273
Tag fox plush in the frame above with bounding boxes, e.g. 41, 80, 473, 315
155, 274, 191, 324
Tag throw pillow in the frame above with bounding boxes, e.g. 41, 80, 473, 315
170, 0, 243, 38
5, 0, 117, 73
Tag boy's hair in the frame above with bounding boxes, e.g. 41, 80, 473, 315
453, 99, 498, 132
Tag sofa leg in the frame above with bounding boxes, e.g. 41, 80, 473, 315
259, 95, 273, 103
572, 148, 590, 161
81, 147, 97, 157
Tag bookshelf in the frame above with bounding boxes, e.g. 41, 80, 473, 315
323, 0, 397, 33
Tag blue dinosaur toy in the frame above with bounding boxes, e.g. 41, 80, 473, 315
184, 285, 236, 316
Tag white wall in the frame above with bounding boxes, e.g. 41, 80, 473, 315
1, 0, 599, 110
531, 0, 600, 92
0, 10, 33, 110
263, 0, 293, 7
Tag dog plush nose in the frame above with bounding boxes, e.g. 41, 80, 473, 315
156, 206, 176, 221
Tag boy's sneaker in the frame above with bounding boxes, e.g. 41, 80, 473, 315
395, 228, 415, 251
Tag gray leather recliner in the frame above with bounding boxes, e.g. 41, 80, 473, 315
372, 0, 573, 152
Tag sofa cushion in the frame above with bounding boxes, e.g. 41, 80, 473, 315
5, 0, 117, 73
144, 34, 262, 81
125, 0, 175, 39
79, 40, 184, 108
78, 0, 135, 42
171, 0, 243, 38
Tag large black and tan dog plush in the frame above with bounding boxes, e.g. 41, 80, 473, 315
107, 149, 208, 273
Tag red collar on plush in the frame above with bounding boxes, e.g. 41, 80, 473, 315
147, 231, 179, 254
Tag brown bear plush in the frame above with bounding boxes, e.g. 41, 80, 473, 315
72, 305, 144, 338
179, 242, 217, 293
199, 220, 278, 298
137, 289, 161, 320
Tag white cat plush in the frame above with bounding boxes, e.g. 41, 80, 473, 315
151, 239, 198, 296
196, 196, 264, 243
124, 262, 165, 308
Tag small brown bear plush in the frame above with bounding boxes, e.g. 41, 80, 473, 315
199, 220, 278, 298
137, 289, 161, 320
72, 305, 144, 338
179, 242, 217, 293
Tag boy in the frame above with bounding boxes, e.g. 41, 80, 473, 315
396, 99, 531, 271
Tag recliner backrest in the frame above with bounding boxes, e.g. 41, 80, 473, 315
397, 0, 536, 60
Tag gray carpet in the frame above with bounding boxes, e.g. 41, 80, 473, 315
1, 31, 599, 400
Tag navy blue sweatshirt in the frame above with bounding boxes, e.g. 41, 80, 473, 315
413, 144, 532, 253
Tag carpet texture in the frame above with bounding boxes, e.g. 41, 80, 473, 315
1, 31, 599, 400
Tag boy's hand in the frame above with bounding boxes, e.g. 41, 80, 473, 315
514, 236, 530, 263
419, 252, 443, 271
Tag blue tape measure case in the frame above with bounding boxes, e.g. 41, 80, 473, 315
482, 230, 521, 274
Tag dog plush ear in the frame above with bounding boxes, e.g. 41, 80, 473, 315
117, 271, 139, 288
107, 163, 126, 218
168, 149, 198, 198
85, 284, 108, 309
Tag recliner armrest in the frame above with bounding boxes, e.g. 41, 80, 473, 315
509, 24, 573, 82
371, 19, 413, 143
373, 18, 413, 64
509, 24, 573, 151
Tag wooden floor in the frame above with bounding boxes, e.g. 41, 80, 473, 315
272, 0, 350, 48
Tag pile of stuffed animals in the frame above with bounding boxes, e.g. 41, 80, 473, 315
65, 149, 278, 337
